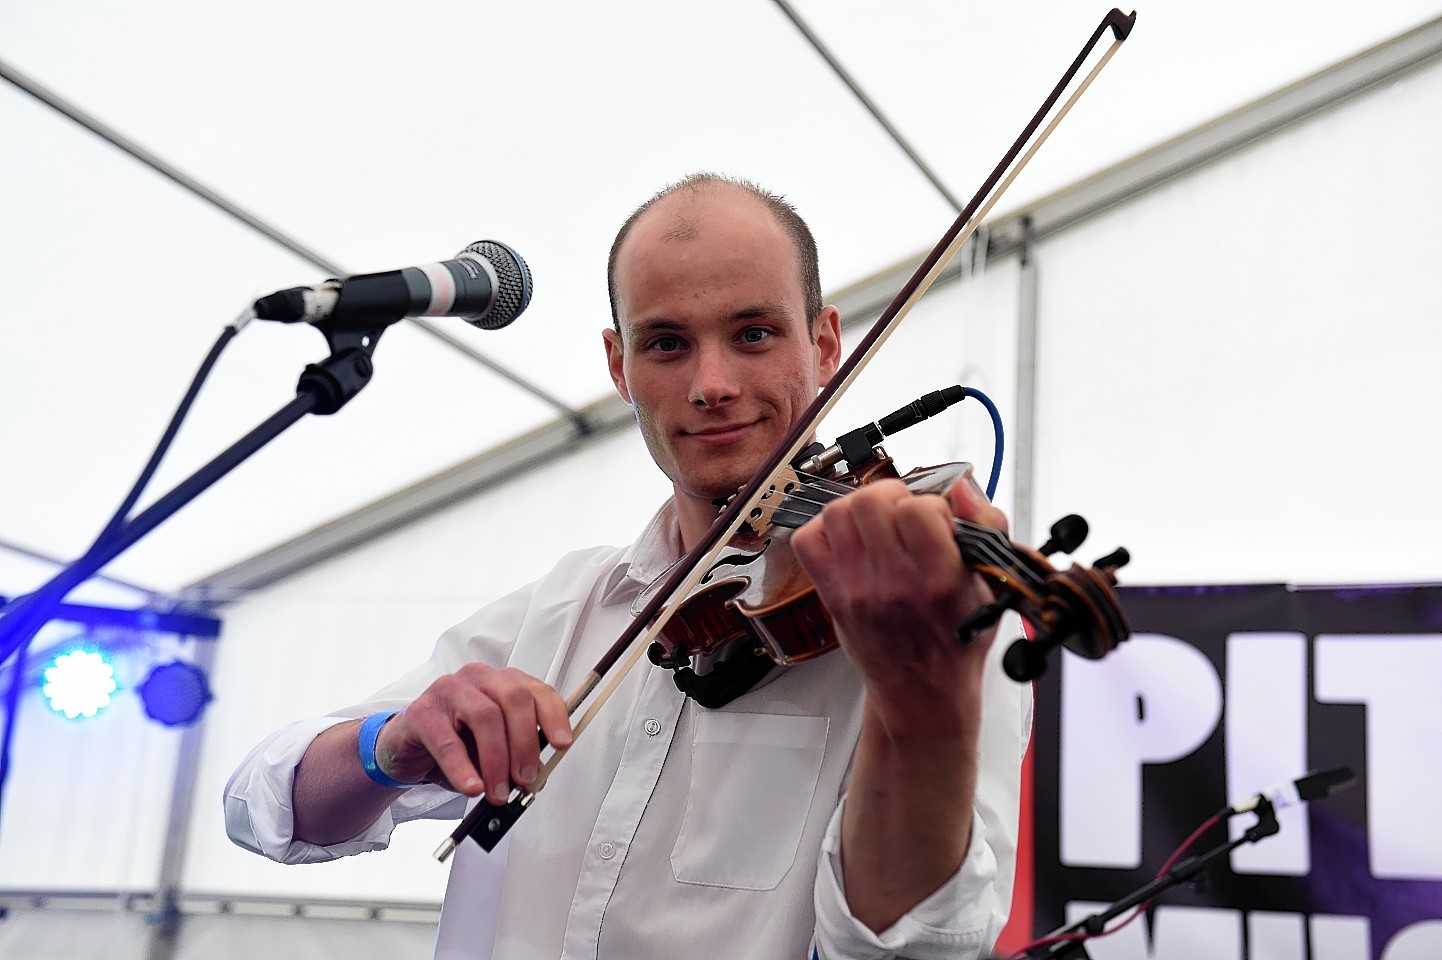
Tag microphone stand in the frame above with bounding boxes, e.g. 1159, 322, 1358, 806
1020, 799, 1281, 960
0, 325, 382, 669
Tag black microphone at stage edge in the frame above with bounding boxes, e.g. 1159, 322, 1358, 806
252, 240, 532, 331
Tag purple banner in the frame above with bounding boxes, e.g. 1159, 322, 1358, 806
1029, 583, 1442, 960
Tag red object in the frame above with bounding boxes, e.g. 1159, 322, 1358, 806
995, 713, 1036, 955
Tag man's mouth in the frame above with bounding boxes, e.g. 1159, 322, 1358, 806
682, 421, 758, 444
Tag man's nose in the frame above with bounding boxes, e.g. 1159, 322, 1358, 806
688, 344, 738, 408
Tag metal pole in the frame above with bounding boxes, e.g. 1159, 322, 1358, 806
143, 631, 219, 960
1014, 218, 1039, 545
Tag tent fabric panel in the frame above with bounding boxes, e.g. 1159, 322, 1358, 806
1030, 53, 1442, 585
0, 689, 180, 890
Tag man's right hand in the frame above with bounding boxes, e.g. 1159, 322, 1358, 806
377, 663, 573, 803
291, 664, 571, 846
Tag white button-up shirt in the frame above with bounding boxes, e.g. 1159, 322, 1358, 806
225, 500, 1033, 959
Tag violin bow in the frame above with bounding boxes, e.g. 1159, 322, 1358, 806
437, 7, 1137, 860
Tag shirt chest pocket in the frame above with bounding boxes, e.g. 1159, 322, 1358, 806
670, 711, 830, 891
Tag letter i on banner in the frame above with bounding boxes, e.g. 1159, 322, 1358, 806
1227, 632, 1310, 875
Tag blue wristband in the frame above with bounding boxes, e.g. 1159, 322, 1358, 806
358, 710, 410, 789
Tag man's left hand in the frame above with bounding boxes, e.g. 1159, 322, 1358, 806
790, 472, 1009, 734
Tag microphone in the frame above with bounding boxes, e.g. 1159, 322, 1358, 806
252, 240, 532, 331
795, 386, 968, 474
1226, 766, 1356, 815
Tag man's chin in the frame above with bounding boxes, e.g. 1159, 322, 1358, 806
677, 472, 756, 509
668, 446, 778, 507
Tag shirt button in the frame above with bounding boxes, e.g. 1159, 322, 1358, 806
644, 718, 662, 736
598, 841, 616, 860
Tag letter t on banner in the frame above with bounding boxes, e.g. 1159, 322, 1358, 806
1227, 632, 1310, 875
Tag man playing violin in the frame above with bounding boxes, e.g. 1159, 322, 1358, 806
226, 173, 1031, 959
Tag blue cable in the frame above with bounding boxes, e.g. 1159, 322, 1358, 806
961, 386, 1005, 501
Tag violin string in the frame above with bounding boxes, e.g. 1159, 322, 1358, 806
790, 477, 1033, 572
954, 521, 1048, 589
769, 508, 819, 528
773, 479, 1048, 590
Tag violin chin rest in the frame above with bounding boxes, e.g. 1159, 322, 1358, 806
669, 645, 776, 709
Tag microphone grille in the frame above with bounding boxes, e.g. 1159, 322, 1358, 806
464, 240, 533, 330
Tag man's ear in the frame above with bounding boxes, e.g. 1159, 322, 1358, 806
813, 306, 842, 386
602, 328, 633, 404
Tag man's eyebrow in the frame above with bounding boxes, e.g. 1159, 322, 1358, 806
729, 303, 793, 322
626, 304, 795, 338
631, 318, 687, 334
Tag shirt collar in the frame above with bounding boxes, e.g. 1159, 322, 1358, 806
598, 498, 684, 608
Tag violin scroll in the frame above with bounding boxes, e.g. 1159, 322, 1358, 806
997, 541, 1131, 682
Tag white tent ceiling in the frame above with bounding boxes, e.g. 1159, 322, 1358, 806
4, 0, 1438, 606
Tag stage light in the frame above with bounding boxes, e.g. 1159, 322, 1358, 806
41, 650, 118, 720
137, 660, 212, 726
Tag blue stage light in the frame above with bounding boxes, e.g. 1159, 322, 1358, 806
41, 650, 118, 719
137, 660, 212, 726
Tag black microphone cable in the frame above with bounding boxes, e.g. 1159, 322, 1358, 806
91, 319, 244, 553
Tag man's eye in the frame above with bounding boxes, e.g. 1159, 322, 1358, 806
740, 328, 770, 345
650, 336, 683, 353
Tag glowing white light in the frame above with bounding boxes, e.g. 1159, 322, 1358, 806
41, 650, 118, 719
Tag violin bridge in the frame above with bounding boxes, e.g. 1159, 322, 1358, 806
738, 467, 807, 536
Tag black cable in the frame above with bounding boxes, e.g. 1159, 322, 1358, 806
93, 327, 238, 552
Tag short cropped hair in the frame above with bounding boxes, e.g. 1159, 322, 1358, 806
606, 173, 823, 336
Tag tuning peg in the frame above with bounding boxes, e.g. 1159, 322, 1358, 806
1002, 635, 1053, 681
1094, 547, 1131, 571
1037, 514, 1088, 557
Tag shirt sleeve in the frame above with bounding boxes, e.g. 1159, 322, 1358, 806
221, 577, 539, 864
810, 614, 1034, 959
810, 802, 1006, 960
222, 546, 622, 866
223, 711, 467, 865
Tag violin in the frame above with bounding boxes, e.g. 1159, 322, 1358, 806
435, 7, 1138, 860
642, 434, 1131, 700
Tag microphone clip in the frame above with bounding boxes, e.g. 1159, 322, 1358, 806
297, 345, 377, 416
295, 322, 387, 416
1236, 795, 1281, 844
